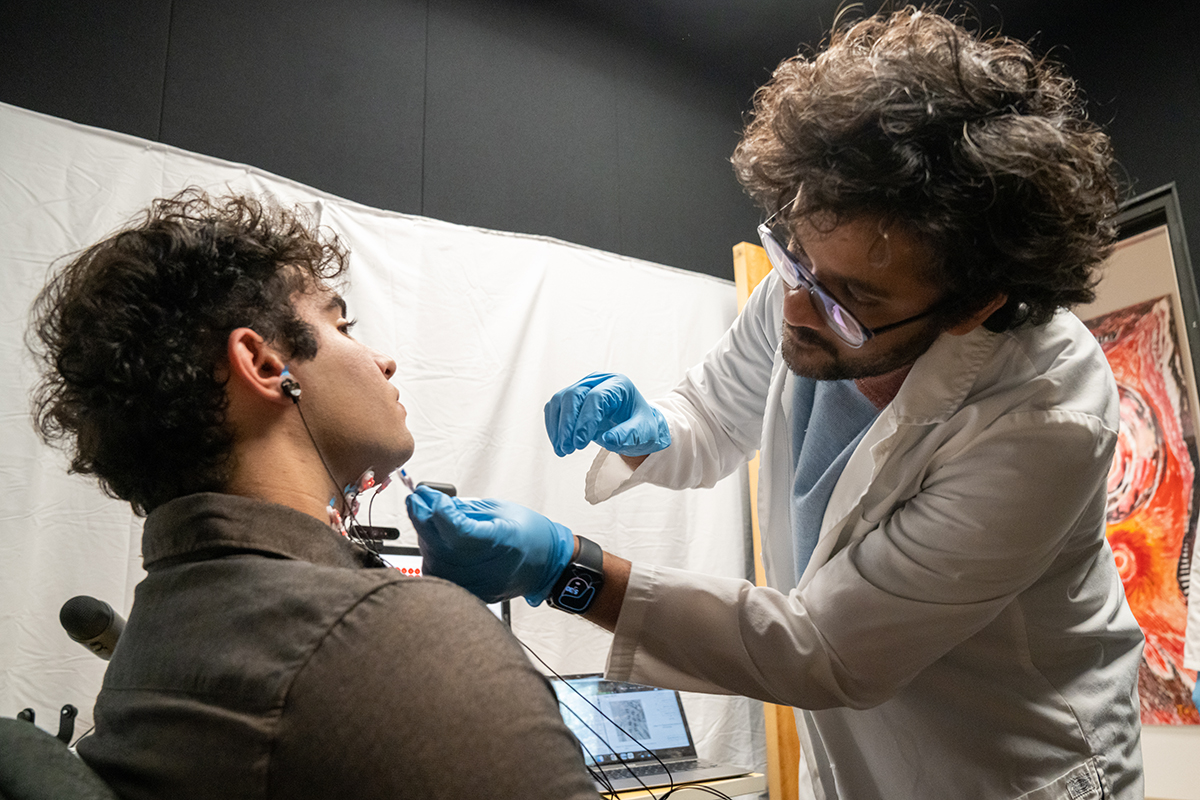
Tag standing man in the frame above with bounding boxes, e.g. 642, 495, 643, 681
409, 8, 1144, 799
30, 189, 599, 800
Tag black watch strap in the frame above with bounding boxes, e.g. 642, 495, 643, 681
546, 536, 605, 614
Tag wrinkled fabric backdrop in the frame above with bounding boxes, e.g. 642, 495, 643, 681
0, 101, 763, 774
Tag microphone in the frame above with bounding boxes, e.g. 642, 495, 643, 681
60, 595, 126, 660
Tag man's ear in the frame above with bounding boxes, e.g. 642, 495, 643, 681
227, 328, 290, 404
946, 294, 1008, 336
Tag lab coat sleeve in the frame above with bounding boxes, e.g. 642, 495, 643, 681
607, 405, 1119, 710
586, 272, 784, 504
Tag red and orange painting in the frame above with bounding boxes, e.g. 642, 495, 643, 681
1086, 296, 1199, 724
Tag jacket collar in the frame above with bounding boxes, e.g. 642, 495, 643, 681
888, 324, 1004, 426
142, 492, 378, 570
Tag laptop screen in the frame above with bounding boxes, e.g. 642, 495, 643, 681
550, 674, 697, 767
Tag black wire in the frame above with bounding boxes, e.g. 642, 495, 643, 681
519, 639, 735, 800
660, 786, 739, 799
368, 484, 379, 530
520, 642, 663, 796
557, 702, 620, 794
292, 393, 733, 799
71, 723, 96, 748
293, 398, 386, 566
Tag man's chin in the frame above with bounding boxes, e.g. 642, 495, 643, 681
381, 443, 416, 480
781, 329, 847, 380
351, 439, 415, 490
783, 352, 852, 381
781, 326, 933, 381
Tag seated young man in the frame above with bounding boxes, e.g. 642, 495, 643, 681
29, 189, 598, 800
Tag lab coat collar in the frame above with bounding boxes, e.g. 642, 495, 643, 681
888, 323, 1004, 426
800, 324, 1005, 588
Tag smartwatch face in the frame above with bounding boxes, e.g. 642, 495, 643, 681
556, 573, 596, 612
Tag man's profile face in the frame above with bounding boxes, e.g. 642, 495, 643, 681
285, 287, 415, 486
779, 216, 947, 381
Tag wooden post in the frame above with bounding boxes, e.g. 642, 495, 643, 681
732, 242, 800, 800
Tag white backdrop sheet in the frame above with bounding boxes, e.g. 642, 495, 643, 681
0, 102, 763, 773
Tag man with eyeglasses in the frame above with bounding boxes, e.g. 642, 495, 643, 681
407, 8, 1145, 799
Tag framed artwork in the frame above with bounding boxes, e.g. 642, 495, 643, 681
1077, 184, 1199, 725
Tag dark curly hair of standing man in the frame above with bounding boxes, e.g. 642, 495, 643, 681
732, 5, 1120, 331
29, 188, 349, 515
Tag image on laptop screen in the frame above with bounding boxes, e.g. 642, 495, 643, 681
549, 674, 751, 792
551, 675, 693, 766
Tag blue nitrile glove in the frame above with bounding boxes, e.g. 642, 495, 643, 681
1193, 679, 1199, 712
544, 372, 671, 458
405, 485, 574, 606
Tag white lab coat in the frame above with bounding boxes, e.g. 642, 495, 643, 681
589, 273, 1145, 799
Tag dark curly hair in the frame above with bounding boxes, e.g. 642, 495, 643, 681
732, 5, 1119, 329
29, 188, 349, 515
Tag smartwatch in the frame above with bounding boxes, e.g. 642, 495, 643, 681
546, 536, 605, 614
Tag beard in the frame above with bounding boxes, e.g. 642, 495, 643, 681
780, 322, 943, 381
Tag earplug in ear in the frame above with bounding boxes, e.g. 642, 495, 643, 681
280, 366, 302, 403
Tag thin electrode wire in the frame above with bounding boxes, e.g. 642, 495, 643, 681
519, 641, 666, 796
71, 724, 96, 749
293, 400, 385, 565
557, 703, 620, 795
291, 388, 729, 797
519, 640, 734, 800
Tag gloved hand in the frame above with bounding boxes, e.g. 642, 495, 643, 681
405, 485, 574, 606
544, 372, 671, 458
1193, 678, 1199, 713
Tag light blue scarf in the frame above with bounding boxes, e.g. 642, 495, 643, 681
790, 377, 879, 578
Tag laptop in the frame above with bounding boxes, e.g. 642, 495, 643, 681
550, 673, 750, 792
375, 544, 511, 626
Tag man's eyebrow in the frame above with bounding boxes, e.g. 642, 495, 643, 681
324, 294, 347, 316
840, 275, 890, 301
791, 229, 890, 302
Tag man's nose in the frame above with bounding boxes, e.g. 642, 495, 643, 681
374, 350, 397, 379
782, 286, 823, 330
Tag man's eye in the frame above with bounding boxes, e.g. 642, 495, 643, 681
843, 286, 882, 309
339, 318, 358, 335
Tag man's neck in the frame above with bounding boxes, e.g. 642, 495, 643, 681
224, 431, 349, 530
854, 363, 913, 409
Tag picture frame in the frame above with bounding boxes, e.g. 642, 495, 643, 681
1076, 183, 1200, 724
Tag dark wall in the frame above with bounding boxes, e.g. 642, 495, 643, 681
994, 0, 1200, 279
0, 0, 762, 280
2, 1, 1199, 283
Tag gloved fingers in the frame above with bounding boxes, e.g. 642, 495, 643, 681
405, 489, 437, 536
526, 520, 577, 605
545, 372, 620, 457
408, 486, 486, 551
597, 417, 648, 455
449, 496, 507, 520
597, 406, 670, 456
406, 484, 453, 522
571, 375, 633, 451
575, 371, 621, 389
545, 385, 595, 457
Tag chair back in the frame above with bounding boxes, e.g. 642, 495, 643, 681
0, 717, 118, 800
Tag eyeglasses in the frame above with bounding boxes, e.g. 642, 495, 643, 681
757, 208, 942, 349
